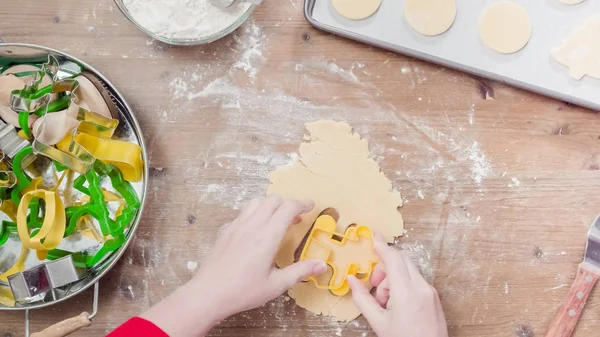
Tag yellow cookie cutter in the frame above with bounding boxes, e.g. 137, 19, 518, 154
56, 132, 143, 182
0, 286, 15, 307
17, 189, 66, 260
0, 199, 29, 286
299, 215, 379, 296
0, 182, 45, 288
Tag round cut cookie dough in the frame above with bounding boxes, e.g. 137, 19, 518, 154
332, 0, 382, 20
404, 0, 457, 36
559, 0, 585, 4
479, 1, 532, 54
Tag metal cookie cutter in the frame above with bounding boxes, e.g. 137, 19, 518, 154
0, 118, 35, 164
5, 54, 121, 175
8, 255, 86, 303
56, 131, 143, 182
7, 55, 62, 114
299, 214, 379, 296
31, 93, 120, 175
0, 150, 17, 189
6, 54, 143, 181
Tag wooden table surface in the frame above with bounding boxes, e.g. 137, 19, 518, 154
2, 1, 600, 336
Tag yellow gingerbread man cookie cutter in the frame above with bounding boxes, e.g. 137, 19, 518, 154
299, 214, 379, 296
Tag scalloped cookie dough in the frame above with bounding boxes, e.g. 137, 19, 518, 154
479, 1, 531, 54
551, 14, 600, 80
404, 0, 457, 36
268, 120, 403, 321
332, 0, 382, 20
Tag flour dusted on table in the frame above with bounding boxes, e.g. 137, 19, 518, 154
123, 0, 251, 40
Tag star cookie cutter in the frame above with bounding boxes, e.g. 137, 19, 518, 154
299, 214, 379, 296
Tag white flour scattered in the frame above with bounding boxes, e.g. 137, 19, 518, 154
468, 103, 475, 125
232, 22, 266, 80
295, 60, 361, 84
407, 120, 493, 188
123, 0, 251, 40
413, 66, 428, 84
169, 77, 189, 100
546, 284, 567, 291
127, 285, 135, 299
168, 20, 267, 102
187, 261, 199, 272
509, 177, 521, 188
401, 242, 434, 283
462, 141, 492, 186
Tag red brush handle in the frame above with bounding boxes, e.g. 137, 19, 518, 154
545, 264, 600, 337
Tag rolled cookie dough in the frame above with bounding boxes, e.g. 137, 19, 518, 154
404, 0, 456, 36
332, 0, 382, 20
268, 120, 404, 321
551, 14, 600, 80
479, 1, 531, 54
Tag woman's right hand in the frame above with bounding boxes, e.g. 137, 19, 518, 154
347, 235, 448, 337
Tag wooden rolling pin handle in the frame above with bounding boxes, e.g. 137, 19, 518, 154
31, 312, 91, 337
545, 265, 600, 337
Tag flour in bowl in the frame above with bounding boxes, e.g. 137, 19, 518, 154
123, 0, 251, 40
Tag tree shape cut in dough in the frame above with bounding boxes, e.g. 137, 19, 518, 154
551, 14, 600, 80
268, 120, 403, 321
300, 215, 379, 296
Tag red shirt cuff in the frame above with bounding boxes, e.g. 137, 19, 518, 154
107, 317, 169, 337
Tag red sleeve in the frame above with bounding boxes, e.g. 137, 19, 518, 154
107, 317, 169, 337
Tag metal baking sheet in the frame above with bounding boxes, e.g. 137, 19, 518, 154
305, 0, 600, 111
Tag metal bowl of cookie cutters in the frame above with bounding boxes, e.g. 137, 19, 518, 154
0, 43, 149, 336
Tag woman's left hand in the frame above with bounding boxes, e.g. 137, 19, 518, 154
193, 195, 327, 317
141, 195, 327, 337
